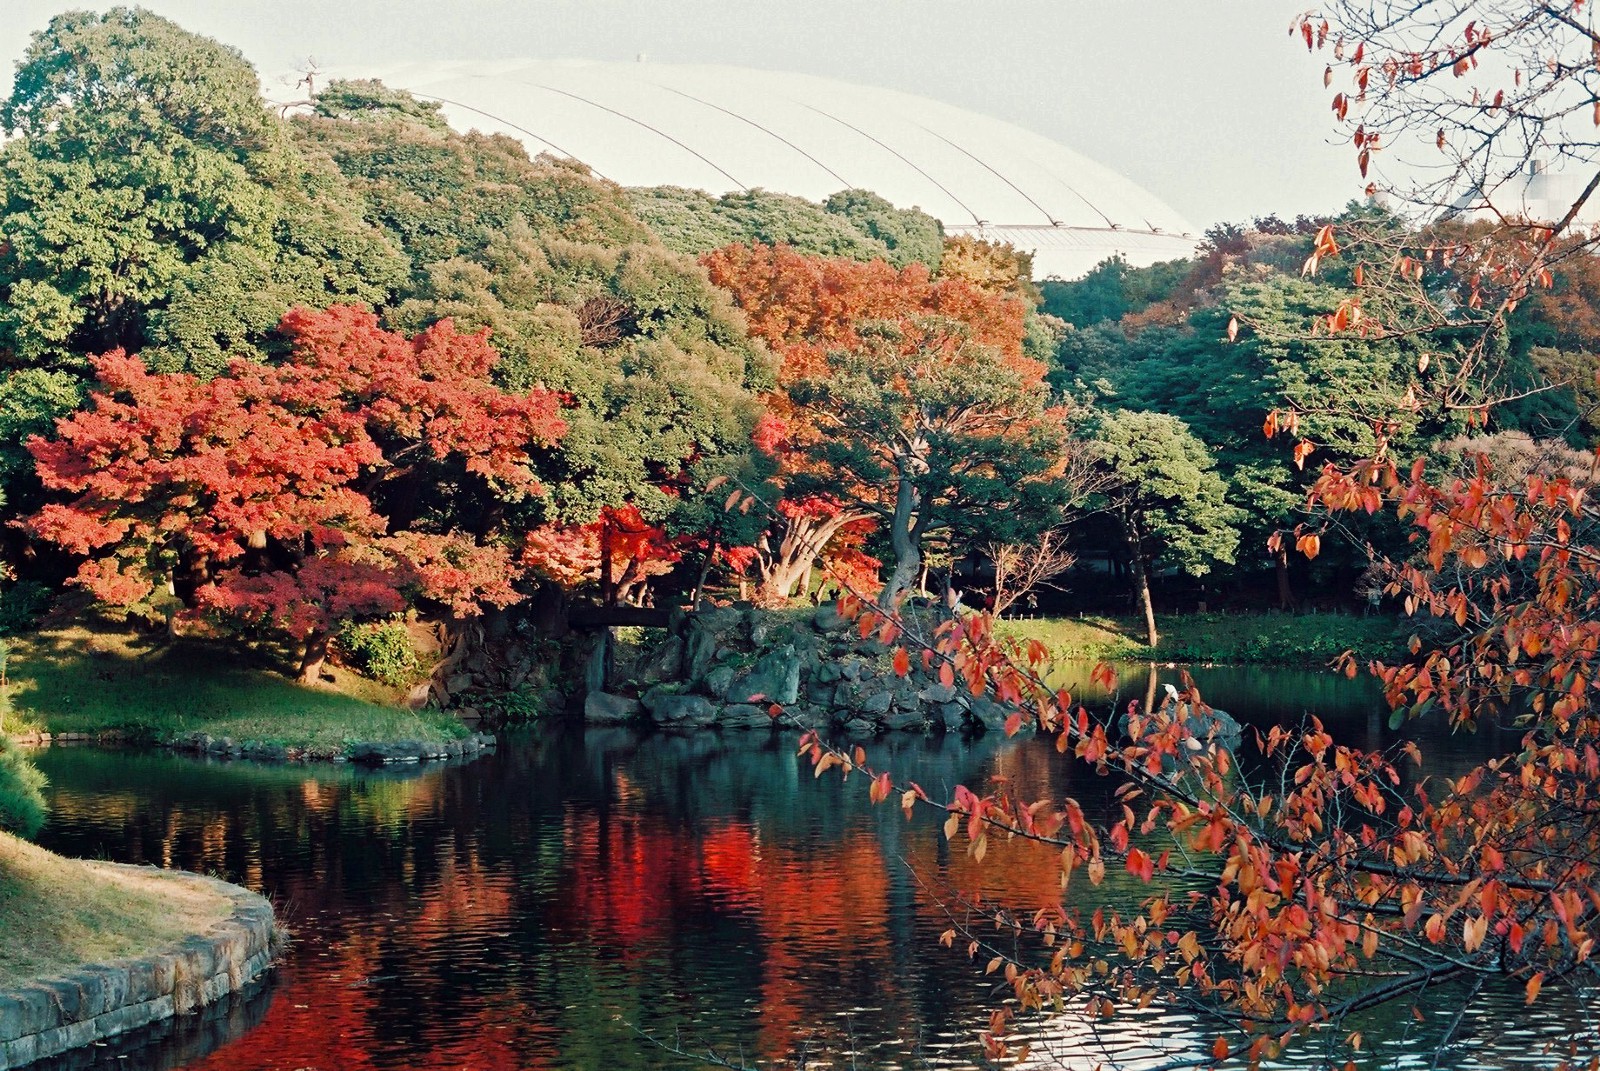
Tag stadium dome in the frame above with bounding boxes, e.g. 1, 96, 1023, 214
302, 60, 1201, 280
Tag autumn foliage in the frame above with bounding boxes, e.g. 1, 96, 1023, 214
703, 243, 1068, 604
26, 305, 564, 677
520, 503, 681, 605
795, 427, 1600, 1066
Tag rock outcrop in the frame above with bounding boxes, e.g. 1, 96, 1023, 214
583, 602, 1025, 736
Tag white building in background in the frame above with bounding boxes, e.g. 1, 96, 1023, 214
1449, 159, 1600, 228
291, 60, 1201, 280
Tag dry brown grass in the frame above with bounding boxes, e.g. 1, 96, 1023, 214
0, 832, 234, 986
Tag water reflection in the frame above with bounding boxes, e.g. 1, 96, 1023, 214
28, 667, 1590, 1070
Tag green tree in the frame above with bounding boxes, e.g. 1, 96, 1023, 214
0, 370, 80, 515
628, 185, 946, 269
782, 317, 1075, 606
299, 80, 765, 559
821, 189, 945, 269
1039, 254, 1191, 327
388, 220, 763, 528
1087, 409, 1240, 646
297, 80, 654, 280
0, 9, 405, 377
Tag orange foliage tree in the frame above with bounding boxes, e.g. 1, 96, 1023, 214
703, 243, 1079, 605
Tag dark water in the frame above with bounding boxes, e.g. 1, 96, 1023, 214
26, 663, 1594, 1071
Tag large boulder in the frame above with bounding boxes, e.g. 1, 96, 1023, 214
721, 703, 776, 729
704, 665, 737, 700
884, 707, 928, 731
856, 690, 895, 717
685, 623, 720, 681
727, 644, 802, 706
635, 635, 684, 685
643, 690, 718, 726
584, 691, 641, 725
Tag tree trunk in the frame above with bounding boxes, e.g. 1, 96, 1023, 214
756, 510, 864, 604
1131, 553, 1159, 648
297, 629, 332, 685
599, 516, 616, 606
880, 472, 923, 609
1275, 546, 1295, 611
690, 542, 717, 607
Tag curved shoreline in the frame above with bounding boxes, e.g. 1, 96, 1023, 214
0, 866, 282, 1070
6, 729, 498, 765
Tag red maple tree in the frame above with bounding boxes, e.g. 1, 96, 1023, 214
27, 305, 565, 680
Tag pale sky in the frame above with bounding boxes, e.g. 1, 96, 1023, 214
1, 1, 1359, 230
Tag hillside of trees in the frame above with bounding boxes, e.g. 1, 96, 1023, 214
0, 8, 1595, 684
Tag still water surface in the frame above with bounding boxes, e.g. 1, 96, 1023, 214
27, 663, 1591, 1070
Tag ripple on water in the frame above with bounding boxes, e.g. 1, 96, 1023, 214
27, 719, 1600, 1071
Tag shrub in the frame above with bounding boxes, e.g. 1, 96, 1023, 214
477, 684, 550, 726
0, 580, 50, 635
0, 739, 46, 839
338, 619, 425, 687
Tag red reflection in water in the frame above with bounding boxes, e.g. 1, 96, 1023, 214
551, 801, 903, 1064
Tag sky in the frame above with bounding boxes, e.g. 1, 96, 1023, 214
0, 1, 1360, 231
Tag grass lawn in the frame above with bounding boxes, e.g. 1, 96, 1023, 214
999, 611, 1411, 666
2, 622, 467, 752
0, 831, 234, 986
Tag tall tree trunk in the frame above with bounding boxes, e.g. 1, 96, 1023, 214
880, 473, 923, 609
297, 629, 331, 685
1133, 556, 1159, 647
690, 541, 717, 607
1275, 546, 1295, 611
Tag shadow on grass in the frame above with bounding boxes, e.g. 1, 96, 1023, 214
5, 617, 465, 750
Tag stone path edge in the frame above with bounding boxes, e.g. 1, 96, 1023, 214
0, 866, 284, 1070
7, 730, 498, 765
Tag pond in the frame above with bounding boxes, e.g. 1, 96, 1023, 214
26, 663, 1586, 1071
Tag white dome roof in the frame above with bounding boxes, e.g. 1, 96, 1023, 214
304, 60, 1201, 279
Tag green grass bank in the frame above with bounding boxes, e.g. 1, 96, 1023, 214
2, 624, 468, 757
998, 611, 1411, 667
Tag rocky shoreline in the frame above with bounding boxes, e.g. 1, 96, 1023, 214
583, 602, 1025, 735
7, 729, 498, 766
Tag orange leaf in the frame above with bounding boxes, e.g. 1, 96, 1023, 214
1525, 972, 1544, 1004
1213, 1037, 1230, 1061
892, 647, 911, 677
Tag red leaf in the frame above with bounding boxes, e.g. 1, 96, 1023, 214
1126, 847, 1155, 883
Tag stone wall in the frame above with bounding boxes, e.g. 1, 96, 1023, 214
0, 869, 281, 1070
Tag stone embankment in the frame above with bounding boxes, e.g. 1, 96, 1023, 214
7, 730, 497, 765
583, 602, 1023, 735
0, 870, 281, 1070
